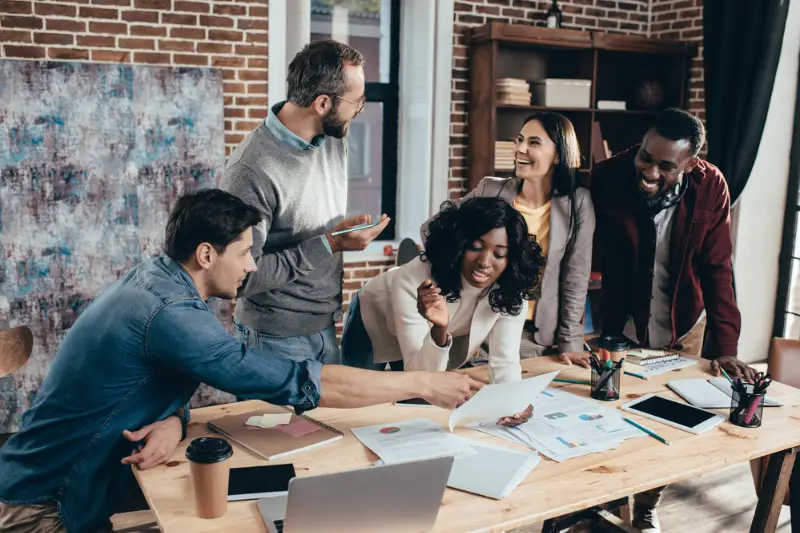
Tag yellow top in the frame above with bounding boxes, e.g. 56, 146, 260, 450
513, 198, 551, 321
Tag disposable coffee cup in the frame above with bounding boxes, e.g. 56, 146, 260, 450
186, 437, 233, 519
597, 335, 629, 363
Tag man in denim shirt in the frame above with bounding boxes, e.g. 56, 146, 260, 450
0, 189, 482, 533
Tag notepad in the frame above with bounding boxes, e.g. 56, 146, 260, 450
446, 437, 539, 499
209, 406, 343, 461
667, 378, 782, 409
627, 348, 680, 366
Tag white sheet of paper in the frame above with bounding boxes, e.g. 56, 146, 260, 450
245, 413, 293, 428
448, 370, 559, 431
351, 418, 477, 464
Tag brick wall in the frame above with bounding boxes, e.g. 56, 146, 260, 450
0, 0, 268, 158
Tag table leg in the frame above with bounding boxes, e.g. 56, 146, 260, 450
751, 446, 798, 533
791, 454, 799, 533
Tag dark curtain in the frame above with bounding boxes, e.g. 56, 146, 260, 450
704, 0, 790, 204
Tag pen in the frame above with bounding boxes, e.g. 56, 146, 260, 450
624, 370, 647, 380
721, 368, 733, 384
622, 417, 671, 446
554, 378, 591, 385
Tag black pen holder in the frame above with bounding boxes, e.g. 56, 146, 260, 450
729, 385, 764, 428
591, 366, 621, 401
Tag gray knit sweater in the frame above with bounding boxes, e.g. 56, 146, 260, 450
220, 122, 347, 337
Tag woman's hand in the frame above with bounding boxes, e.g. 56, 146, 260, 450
417, 280, 449, 328
558, 351, 592, 369
497, 404, 533, 427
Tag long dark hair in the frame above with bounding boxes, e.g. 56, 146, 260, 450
422, 197, 546, 316
516, 112, 582, 251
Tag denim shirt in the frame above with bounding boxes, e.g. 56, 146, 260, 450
0, 256, 322, 533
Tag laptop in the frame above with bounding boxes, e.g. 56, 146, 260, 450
257, 456, 454, 533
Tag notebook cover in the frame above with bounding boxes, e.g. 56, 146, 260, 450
208, 407, 343, 461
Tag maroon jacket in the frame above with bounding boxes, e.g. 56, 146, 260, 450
590, 146, 741, 358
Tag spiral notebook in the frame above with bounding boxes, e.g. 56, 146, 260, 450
627, 348, 680, 366
208, 406, 343, 461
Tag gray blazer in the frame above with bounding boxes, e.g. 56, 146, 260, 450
422, 177, 595, 353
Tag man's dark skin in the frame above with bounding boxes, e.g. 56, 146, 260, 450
633, 129, 756, 384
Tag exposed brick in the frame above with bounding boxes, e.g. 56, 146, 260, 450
170, 27, 204, 39
237, 17, 266, 30
122, 10, 158, 22
235, 43, 265, 56
92, 0, 131, 5
46, 19, 85, 32
0, 1, 31, 14
2, 15, 42, 29
34, 32, 75, 45
131, 25, 167, 37
174, 53, 208, 65
161, 13, 196, 25
223, 82, 246, 93
134, 0, 171, 9
200, 14, 233, 27
214, 4, 246, 16
456, 14, 483, 25
3, 44, 45, 57
235, 96, 266, 106
133, 51, 170, 63
158, 39, 193, 51
224, 120, 233, 130
249, 5, 267, 18
35, 3, 76, 16
235, 120, 261, 131
220, 68, 236, 80
245, 31, 266, 43
237, 68, 266, 81
90, 21, 127, 34
455, 3, 474, 12
77, 35, 115, 47
247, 83, 267, 94
247, 57, 266, 69
118, 37, 155, 49
48, 47, 91, 60
224, 107, 246, 119
0, 28, 30, 41
174, 0, 208, 13
501, 7, 524, 17
79, 6, 119, 19
212, 55, 245, 67
476, 5, 500, 15
225, 133, 244, 144
92, 49, 130, 62
197, 41, 231, 53
208, 29, 242, 41
223, 95, 233, 106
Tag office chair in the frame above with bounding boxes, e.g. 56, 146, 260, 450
0, 325, 33, 378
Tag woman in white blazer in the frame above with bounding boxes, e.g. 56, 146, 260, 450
341, 197, 546, 385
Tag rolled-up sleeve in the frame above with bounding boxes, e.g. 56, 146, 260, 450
145, 299, 321, 411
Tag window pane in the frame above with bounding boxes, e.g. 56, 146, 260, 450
785, 313, 800, 339
793, 214, 800, 257
310, 0, 392, 83
346, 101, 383, 218
787, 259, 800, 315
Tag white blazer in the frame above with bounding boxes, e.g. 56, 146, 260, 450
358, 257, 526, 383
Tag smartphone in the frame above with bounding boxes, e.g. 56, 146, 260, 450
228, 464, 296, 501
394, 397, 434, 407
331, 221, 381, 236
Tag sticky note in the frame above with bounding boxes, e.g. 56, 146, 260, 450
245, 413, 293, 429
279, 419, 321, 437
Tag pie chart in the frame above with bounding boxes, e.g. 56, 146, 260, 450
380, 426, 401, 434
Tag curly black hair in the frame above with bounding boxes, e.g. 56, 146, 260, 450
422, 197, 546, 316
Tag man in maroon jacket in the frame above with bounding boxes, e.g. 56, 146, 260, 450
590, 108, 756, 533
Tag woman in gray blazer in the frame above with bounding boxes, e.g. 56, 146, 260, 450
424, 112, 595, 368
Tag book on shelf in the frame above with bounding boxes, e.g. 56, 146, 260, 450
597, 100, 627, 110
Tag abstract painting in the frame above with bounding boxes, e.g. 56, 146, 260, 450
0, 60, 233, 433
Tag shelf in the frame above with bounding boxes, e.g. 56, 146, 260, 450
594, 108, 659, 115
497, 104, 661, 116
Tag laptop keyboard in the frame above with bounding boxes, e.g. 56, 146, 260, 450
273, 519, 284, 533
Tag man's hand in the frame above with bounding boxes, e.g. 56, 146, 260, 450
326, 214, 390, 253
417, 280, 449, 328
711, 356, 757, 384
498, 404, 533, 427
121, 416, 183, 470
417, 371, 484, 410
558, 351, 591, 369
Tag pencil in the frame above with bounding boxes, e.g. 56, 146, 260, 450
623, 417, 671, 446
624, 370, 647, 380
721, 368, 734, 384
553, 378, 591, 385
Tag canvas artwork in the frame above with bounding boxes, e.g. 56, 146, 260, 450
0, 60, 234, 433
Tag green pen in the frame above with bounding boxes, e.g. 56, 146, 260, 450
624, 370, 647, 380
623, 417, 671, 446
553, 378, 591, 385
721, 368, 734, 384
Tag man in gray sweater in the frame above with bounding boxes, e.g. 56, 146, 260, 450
221, 40, 388, 364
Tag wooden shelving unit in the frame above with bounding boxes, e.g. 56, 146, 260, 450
467, 23, 698, 191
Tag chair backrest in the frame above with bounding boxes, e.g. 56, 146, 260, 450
0, 326, 34, 378
395, 238, 420, 267
768, 337, 800, 388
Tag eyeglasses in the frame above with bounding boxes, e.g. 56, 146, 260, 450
335, 95, 366, 116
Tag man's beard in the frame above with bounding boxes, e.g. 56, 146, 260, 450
321, 107, 349, 138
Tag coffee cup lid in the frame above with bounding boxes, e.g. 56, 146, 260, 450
186, 437, 233, 464
598, 335, 629, 352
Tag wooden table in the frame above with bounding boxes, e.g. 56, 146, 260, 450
134, 357, 800, 533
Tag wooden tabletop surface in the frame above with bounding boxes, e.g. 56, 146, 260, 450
134, 356, 800, 533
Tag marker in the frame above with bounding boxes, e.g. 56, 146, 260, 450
623, 417, 671, 446
553, 378, 591, 385
624, 370, 647, 380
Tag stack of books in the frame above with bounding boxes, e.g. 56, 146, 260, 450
495, 141, 516, 171
496, 78, 531, 106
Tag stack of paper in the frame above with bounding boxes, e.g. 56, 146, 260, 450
497, 78, 531, 106
469, 387, 645, 462
628, 356, 697, 377
495, 141, 516, 171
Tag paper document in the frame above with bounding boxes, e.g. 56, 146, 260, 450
449, 370, 559, 431
629, 356, 697, 376
446, 436, 539, 499
668, 378, 783, 408
351, 418, 476, 465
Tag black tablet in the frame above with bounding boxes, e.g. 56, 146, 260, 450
228, 464, 296, 501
